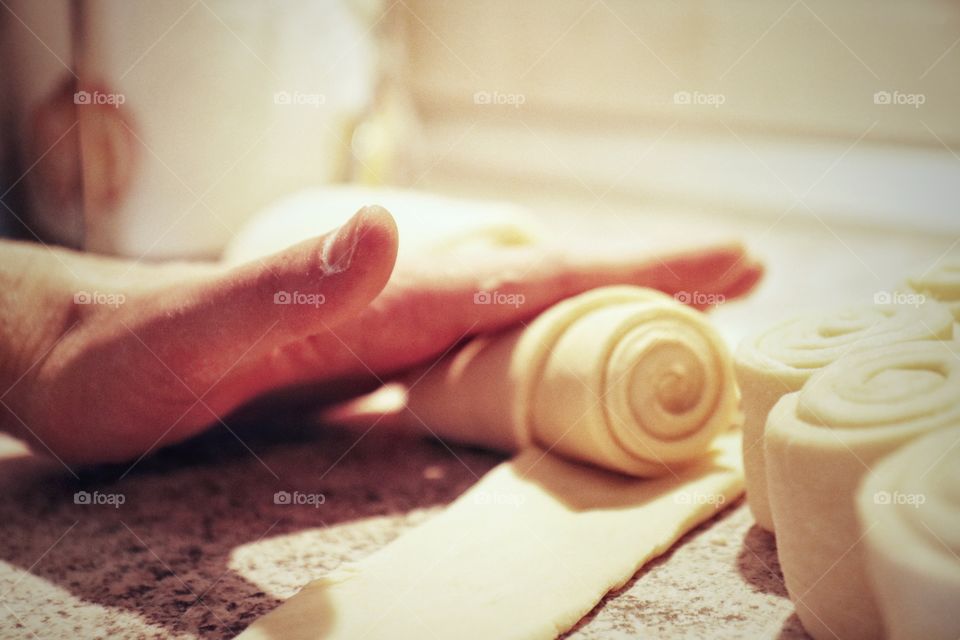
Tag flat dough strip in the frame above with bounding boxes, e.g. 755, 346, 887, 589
239, 433, 744, 640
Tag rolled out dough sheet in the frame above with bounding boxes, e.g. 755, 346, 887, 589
239, 432, 744, 640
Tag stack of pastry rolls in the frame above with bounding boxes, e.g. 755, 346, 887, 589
765, 340, 960, 640
734, 302, 954, 532
905, 252, 960, 322
736, 253, 960, 640
857, 424, 960, 640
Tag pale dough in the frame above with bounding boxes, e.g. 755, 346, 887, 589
230, 199, 743, 638
222, 185, 541, 264
906, 251, 960, 321
764, 340, 960, 640
857, 424, 960, 640
402, 286, 740, 477
238, 433, 744, 640
734, 302, 953, 531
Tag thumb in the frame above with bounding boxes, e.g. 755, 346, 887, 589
129, 205, 398, 392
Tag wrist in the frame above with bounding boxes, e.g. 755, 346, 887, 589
0, 240, 75, 436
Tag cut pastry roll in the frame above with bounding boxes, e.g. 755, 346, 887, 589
402, 286, 739, 477
857, 424, 960, 640
765, 340, 960, 640
735, 302, 954, 531
906, 252, 960, 321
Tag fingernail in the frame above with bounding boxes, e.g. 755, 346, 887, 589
320, 211, 362, 275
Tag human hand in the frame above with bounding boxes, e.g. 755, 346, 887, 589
0, 207, 397, 465
0, 207, 762, 465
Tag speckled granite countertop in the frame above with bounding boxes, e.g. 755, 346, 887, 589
0, 418, 808, 640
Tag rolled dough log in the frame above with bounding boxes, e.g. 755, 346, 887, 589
765, 340, 960, 640
734, 302, 953, 531
402, 286, 740, 477
857, 425, 960, 640
222, 185, 541, 264
906, 252, 960, 321
238, 433, 745, 640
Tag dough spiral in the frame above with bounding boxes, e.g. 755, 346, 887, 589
765, 340, 960, 640
857, 425, 960, 640
403, 286, 739, 477
735, 302, 953, 531
906, 252, 960, 321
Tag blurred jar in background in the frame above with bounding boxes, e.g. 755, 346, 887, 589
1, 0, 401, 259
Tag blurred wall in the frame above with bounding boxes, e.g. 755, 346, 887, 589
396, 1, 960, 234
404, 0, 960, 144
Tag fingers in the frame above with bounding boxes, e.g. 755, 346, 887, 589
355, 242, 760, 372
426, 241, 764, 333
699, 259, 765, 307
228, 240, 763, 396
128, 206, 398, 391
562, 242, 758, 298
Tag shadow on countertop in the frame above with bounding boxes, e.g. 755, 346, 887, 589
736, 524, 788, 598
0, 417, 502, 639
561, 501, 810, 640
736, 522, 812, 639
777, 614, 812, 640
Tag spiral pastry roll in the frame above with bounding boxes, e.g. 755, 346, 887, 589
765, 340, 960, 640
856, 425, 960, 640
735, 302, 953, 531
906, 252, 960, 321
402, 286, 739, 477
